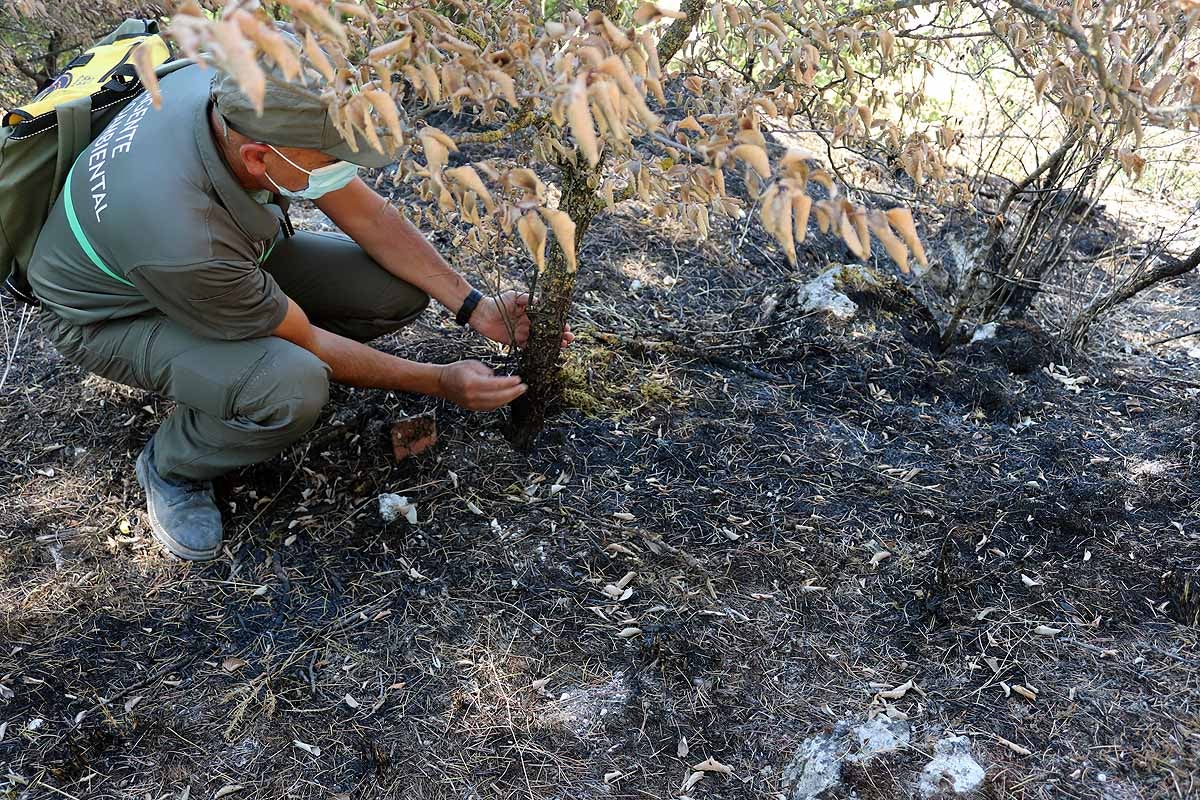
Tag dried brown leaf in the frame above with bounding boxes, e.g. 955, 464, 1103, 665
539, 207, 578, 272
517, 211, 547, 271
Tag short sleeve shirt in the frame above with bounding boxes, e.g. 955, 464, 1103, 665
28, 63, 289, 341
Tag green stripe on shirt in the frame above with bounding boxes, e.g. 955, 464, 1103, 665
63, 165, 136, 288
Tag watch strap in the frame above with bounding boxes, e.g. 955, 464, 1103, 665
456, 288, 483, 326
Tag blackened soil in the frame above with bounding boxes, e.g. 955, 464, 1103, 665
2, 185, 1199, 800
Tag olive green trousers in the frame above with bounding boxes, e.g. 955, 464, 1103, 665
40, 231, 429, 480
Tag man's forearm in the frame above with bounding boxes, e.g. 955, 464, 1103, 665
308, 325, 443, 394
318, 180, 474, 312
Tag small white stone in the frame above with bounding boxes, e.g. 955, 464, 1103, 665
970, 322, 998, 343
918, 735, 986, 797
851, 717, 910, 760
378, 493, 417, 524
796, 265, 890, 321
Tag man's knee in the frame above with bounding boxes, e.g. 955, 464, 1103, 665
327, 289, 429, 342
237, 341, 330, 434
380, 287, 430, 327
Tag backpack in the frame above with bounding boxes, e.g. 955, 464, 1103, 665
0, 18, 189, 305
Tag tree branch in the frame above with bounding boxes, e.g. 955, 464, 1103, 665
1066, 243, 1200, 346
998, 131, 1081, 215
657, 0, 704, 65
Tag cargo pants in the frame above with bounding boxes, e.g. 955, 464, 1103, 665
40, 231, 429, 481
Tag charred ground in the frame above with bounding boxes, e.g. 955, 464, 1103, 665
1, 186, 1199, 799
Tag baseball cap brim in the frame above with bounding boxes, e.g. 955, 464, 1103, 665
322, 137, 397, 169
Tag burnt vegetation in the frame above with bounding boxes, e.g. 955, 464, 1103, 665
3, 0, 1200, 798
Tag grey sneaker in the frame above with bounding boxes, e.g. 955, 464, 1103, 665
135, 439, 223, 561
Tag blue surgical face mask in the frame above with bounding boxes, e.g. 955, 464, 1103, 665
264, 145, 359, 200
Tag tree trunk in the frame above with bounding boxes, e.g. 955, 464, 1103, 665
505, 0, 701, 448
506, 159, 605, 449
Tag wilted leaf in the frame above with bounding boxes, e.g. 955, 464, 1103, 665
302, 29, 335, 83
633, 2, 687, 24
1034, 625, 1062, 637
566, 76, 600, 167
211, 18, 265, 112
732, 144, 770, 178
131, 43, 162, 109
517, 212, 547, 271
1012, 684, 1038, 701
369, 38, 409, 62
877, 679, 914, 700
446, 165, 494, 212
997, 736, 1033, 756
884, 208, 927, 267
363, 89, 402, 154
294, 739, 321, 757
222, 657, 248, 673
840, 211, 866, 259
213, 786, 244, 800
419, 126, 458, 174
692, 756, 732, 774
539, 208, 578, 272
867, 210, 908, 272
504, 168, 544, 197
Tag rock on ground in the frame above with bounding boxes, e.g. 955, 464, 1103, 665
794, 264, 940, 349
798, 266, 870, 320
782, 717, 911, 800
918, 735, 986, 797
783, 722, 990, 799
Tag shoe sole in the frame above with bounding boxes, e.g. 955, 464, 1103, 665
135, 452, 221, 562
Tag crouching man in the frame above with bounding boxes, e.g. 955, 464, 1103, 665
26, 58, 569, 561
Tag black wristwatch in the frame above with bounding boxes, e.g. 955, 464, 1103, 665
455, 287, 483, 326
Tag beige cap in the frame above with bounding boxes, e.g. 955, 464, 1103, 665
210, 40, 396, 169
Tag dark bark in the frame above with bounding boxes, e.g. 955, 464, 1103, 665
506, 159, 605, 449
658, 0, 705, 64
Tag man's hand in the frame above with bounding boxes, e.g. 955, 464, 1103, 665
437, 360, 528, 411
470, 290, 575, 349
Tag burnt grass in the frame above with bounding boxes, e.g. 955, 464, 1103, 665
2, 197, 1200, 800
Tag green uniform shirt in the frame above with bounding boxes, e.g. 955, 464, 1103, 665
28, 63, 289, 341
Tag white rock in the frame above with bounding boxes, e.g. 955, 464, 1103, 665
797, 267, 861, 320
378, 493, 417, 524
918, 735, 985, 797
853, 717, 910, 759
783, 718, 911, 800
970, 322, 998, 343
783, 726, 845, 800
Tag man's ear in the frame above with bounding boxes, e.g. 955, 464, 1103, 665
239, 142, 272, 177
